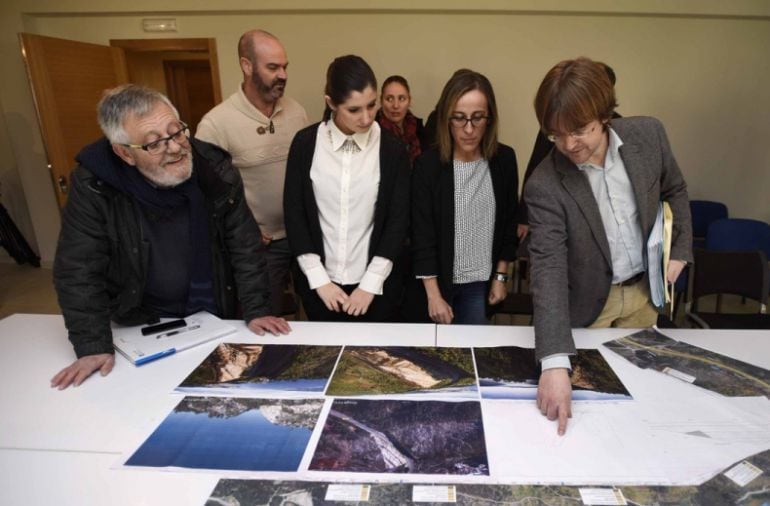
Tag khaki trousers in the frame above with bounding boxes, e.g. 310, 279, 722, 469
589, 278, 658, 329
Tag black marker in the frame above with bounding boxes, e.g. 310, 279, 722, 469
141, 319, 186, 336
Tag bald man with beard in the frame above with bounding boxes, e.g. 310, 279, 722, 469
197, 30, 308, 316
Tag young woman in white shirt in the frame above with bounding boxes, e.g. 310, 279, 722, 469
284, 55, 411, 322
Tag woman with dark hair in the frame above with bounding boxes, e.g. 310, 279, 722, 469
376, 75, 427, 164
411, 70, 519, 325
284, 55, 410, 322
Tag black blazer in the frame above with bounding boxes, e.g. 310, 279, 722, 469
284, 122, 411, 277
411, 144, 519, 298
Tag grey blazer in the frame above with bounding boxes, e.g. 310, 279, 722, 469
524, 116, 692, 361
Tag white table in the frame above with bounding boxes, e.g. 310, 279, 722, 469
1, 314, 768, 504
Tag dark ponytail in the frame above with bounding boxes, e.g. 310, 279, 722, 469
322, 55, 377, 121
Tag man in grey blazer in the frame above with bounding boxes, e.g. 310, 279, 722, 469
524, 58, 692, 435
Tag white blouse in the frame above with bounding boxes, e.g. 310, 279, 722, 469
296, 120, 392, 294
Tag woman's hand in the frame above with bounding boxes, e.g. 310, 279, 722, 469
343, 288, 375, 316
488, 279, 507, 305
428, 294, 454, 324
315, 283, 349, 312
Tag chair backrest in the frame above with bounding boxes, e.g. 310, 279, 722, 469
690, 200, 728, 238
691, 249, 769, 307
706, 218, 770, 257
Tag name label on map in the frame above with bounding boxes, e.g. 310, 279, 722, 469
662, 366, 696, 383
579, 487, 627, 505
724, 460, 763, 487
412, 485, 456, 503
325, 484, 371, 501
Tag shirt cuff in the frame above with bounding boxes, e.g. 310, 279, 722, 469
297, 253, 331, 290
357, 256, 393, 295
540, 354, 572, 371
416, 275, 437, 280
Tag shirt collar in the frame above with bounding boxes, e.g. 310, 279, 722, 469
327, 116, 372, 151
577, 126, 624, 171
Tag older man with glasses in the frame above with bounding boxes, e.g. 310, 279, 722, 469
51, 84, 290, 390
524, 57, 692, 436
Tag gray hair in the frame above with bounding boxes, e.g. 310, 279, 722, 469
97, 84, 179, 143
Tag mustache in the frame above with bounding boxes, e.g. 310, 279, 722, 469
272, 78, 287, 88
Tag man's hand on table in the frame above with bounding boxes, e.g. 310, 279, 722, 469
248, 316, 292, 336
536, 367, 572, 436
50, 353, 115, 390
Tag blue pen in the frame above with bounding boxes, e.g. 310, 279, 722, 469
135, 348, 177, 366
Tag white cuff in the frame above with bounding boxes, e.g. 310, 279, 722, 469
357, 256, 392, 295
297, 253, 331, 290
540, 354, 572, 371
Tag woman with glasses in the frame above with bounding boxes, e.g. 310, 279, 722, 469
411, 70, 519, 325
376, 75, 427, 165
284, 55, 410, 322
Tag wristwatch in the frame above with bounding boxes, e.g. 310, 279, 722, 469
492, 272, 509, 283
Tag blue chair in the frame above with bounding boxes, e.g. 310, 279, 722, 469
705, 218, 770, 304
686, 249, 770, 329
706, 218, 770, 257
690, 200, 727, 249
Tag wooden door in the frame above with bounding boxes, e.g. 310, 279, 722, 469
164, 59, 215, 134
19, 33, 128, 208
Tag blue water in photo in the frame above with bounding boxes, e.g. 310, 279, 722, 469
177, 378, 327, 396
479, 380, 631, 401
126, 405, 313, 471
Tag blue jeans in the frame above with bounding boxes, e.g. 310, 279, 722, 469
448, 281, 489, 325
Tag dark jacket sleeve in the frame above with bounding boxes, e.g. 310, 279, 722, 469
495, 145, 520, 262
284, 124, 321, 259
516, 131, 553, 225
221, 167, 271, 322
525, 170, 577, 361
652, 118, 693, 263
53, 166, 117, 357
372, 133, 411, 261
411, 150, 441, 277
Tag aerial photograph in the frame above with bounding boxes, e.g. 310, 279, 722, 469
176, 343, 342, 396
604, 328, 770, 397
474, 346, 631, 400
206, 447, 770, 504
325, 346, 478, 398
309, 398, 488, 475
125, 396, 324, 472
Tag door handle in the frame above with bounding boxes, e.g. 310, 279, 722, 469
57, 175, 68, 195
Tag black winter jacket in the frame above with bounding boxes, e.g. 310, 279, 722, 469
53, 137, 270, 358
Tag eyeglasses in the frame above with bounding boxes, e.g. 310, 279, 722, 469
449, 113, 489, 129
120, 123, 189, 155
547, 123, 596, 143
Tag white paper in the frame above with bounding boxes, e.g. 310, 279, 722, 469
412, 485, 456, 503
723, 460, 762, 487
325, 484, 371, 501
579, 487, 627, 505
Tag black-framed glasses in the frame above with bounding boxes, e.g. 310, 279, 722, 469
449, 113, 489, 129
120, 123, 189, 155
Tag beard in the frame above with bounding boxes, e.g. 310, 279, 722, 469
252, 72, 286, 100
138, 150, 193, 188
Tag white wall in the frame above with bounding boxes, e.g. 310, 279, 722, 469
2, 1, 769, 264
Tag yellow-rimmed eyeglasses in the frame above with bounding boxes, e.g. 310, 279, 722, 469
120, 123, 189, 155
547, 123, 596, 143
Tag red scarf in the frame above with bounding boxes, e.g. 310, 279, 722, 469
378, 111, 422, 164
